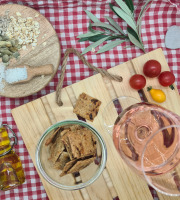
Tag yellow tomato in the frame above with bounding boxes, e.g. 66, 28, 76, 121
147, 86, 166, 103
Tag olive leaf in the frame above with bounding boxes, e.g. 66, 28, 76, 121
88, 21, 97, 33
105, 16, 125, 35
115, 0, 133, 17
78, 34, 105, 42
127, 32, 143, 50
138, 0, 153, 23
127, 27, 139, 40
97, 40, 126, 54
109, 3, 119, 17
127, 27, 145, 52
77, 31, 104, 38
113, 6, 137, 32
81, 36, 110, 55
78, 34, 126, 42
77, 0, 153, 54
84, 10, 108, 32
137, 0, 153, 36
124, 0, 134, 12
92, 22, 120, 33
84, 10, 100, 23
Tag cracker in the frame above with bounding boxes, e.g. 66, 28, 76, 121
60, 156, 95, 177
73, 93, 101, 122
61, 131, 81, 160
67, 157, 95, 174
49, 135, 64, 164
46, 123, 98, 177
60, 159, 77, 177
45, 127, 62, 146
80, 128, 97, 157
61, 127, 97, 160
53, 152, 70, 170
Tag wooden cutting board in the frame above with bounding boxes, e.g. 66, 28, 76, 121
12, 48, 180, 200
0, 4, 61, 98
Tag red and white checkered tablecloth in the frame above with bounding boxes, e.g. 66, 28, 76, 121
0, 0, 179, 199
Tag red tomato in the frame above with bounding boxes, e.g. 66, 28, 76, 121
158, 71, 175, 87
129, 74, 146, 90
143, 60, 161, 78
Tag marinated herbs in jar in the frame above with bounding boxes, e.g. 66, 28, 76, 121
0, 124, 25, 191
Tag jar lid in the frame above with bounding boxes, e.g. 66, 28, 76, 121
0, 124, 17, 157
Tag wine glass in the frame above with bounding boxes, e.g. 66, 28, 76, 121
102, 96, 180, 196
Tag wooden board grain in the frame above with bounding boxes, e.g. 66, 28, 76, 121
12, 48, 180, 200
0, 4, 60, 98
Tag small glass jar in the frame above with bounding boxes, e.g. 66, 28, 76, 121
0, 124, 25, 191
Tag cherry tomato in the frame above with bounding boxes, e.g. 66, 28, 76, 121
147, 86, 166, 103
129, 74, 146, 90
143, 60, 161, 78
158, 71, 175, 87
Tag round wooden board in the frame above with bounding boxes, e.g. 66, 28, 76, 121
0, 4, 61, 98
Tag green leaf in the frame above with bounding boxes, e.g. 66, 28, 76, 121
105, 16, 125, 35
127, 29, 144, 51
138, 0, 152, 20
93, 35, 127, 42
79, 34, 108, 42
78, 38, 90, 42
115, 0, 132, 16
124, 0, 134, 12
90, 35, 110, 42
137, 0, 153, 37
88, 21, 98, 33
84, 10, 100, 23
113, 6, 137, 32
78, 34, 105, 42
109, 3, 120, 18
85, 10, 108, 32
81, 36, 110, 55
78, 34, 127, 43
77, 31, 104, 38
92, 22, 119, 33
97, 40, 126, 54
127, 27, 139, 41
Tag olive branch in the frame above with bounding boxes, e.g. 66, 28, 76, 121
77, 0, 153, 54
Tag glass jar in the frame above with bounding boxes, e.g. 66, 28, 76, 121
0, 124, 25, 191
36, 119, 107, 190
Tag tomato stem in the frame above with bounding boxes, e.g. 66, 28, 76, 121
169, 84, 175, 90
147, 86, 152, 91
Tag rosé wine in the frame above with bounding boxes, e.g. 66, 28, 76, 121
113, 102, 180, 175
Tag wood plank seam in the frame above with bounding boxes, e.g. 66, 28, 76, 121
41, 96, 57, 124
102, 169, 119, 199
65, 86, 77, 107
102, 77, 118, 100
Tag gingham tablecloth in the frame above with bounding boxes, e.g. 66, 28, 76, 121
0, 0, 179, 199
